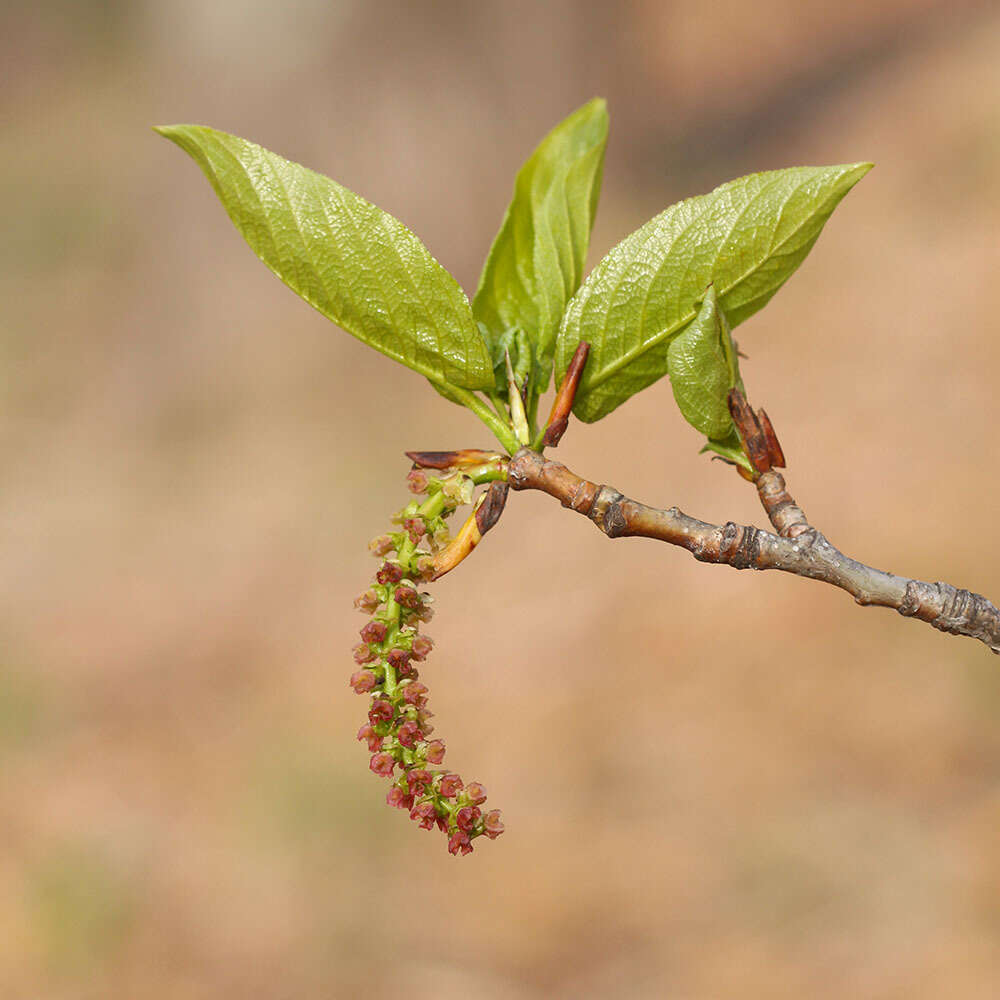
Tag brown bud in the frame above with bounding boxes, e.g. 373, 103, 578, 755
543, 341, 590, 448
756, 408, 786, 469
474, 481, 509, 535
405, 449, 502, 470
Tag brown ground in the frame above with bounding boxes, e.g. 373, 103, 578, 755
2, 1, 1000, 997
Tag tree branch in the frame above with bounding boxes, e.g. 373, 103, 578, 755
507, 448, 1000, 655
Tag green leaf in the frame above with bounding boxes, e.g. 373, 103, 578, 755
155, 124, 494, 392
472, 98, 608, 392
701, 431, 754, 474
555, 162, 872, 422
666, 284, 741, 441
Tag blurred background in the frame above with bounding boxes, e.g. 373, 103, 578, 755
3, 1, 1000, 997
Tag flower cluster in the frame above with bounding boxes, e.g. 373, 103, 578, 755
351, 468, 504, 856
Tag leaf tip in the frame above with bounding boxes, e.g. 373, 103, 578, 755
845, 161, 875, 183
152, 124, 196, 150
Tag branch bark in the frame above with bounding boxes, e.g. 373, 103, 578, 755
507, 448, 1000, 655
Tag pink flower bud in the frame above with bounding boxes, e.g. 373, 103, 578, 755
368, 698, 394, 724
465, 782, 487, 805
406, 769, 432, 795
410, 800, 437, 830
353, 589, 380, 613
349, 669, 376, 694
455, 805, 481, 832
369, 752, 395, 777
448, 831, 473, 856
438, 773, 463, 798
402, 681, 428, 706
394, 585, 420, 610
360, 620, 388, 646
387, 648, 411, 674
423, 739, 445, 764
416, 604, 435, 623
357, 723, 383, 752
411, 635, 434, 661
483, 809, 504, 839
352, 643, 376, 665
406, 469, 428, 494
376, 562, 404, 585
403, 517, 426, 542
386, 786, 414, 810
368, 534, 395, 556
396, 719, 421, 748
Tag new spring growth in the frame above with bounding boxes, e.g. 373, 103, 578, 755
349, 462, 506, 855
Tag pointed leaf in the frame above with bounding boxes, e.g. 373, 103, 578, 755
667, 284, 741, 440
156, 124, 494, 392
555, 163, 872, 422
473, 98, 608, 391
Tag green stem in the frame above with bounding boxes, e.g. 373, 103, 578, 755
417, 491, 447, 520
526, 385, 540, 443
445, 386, 520, 455
382, 595, 401, 696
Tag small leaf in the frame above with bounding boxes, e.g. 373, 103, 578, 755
472, 98, 608, 391
701, 431, 754, 474
156, 124, 494, 392
667, 284, 741, 441
555, 162, 872, 422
